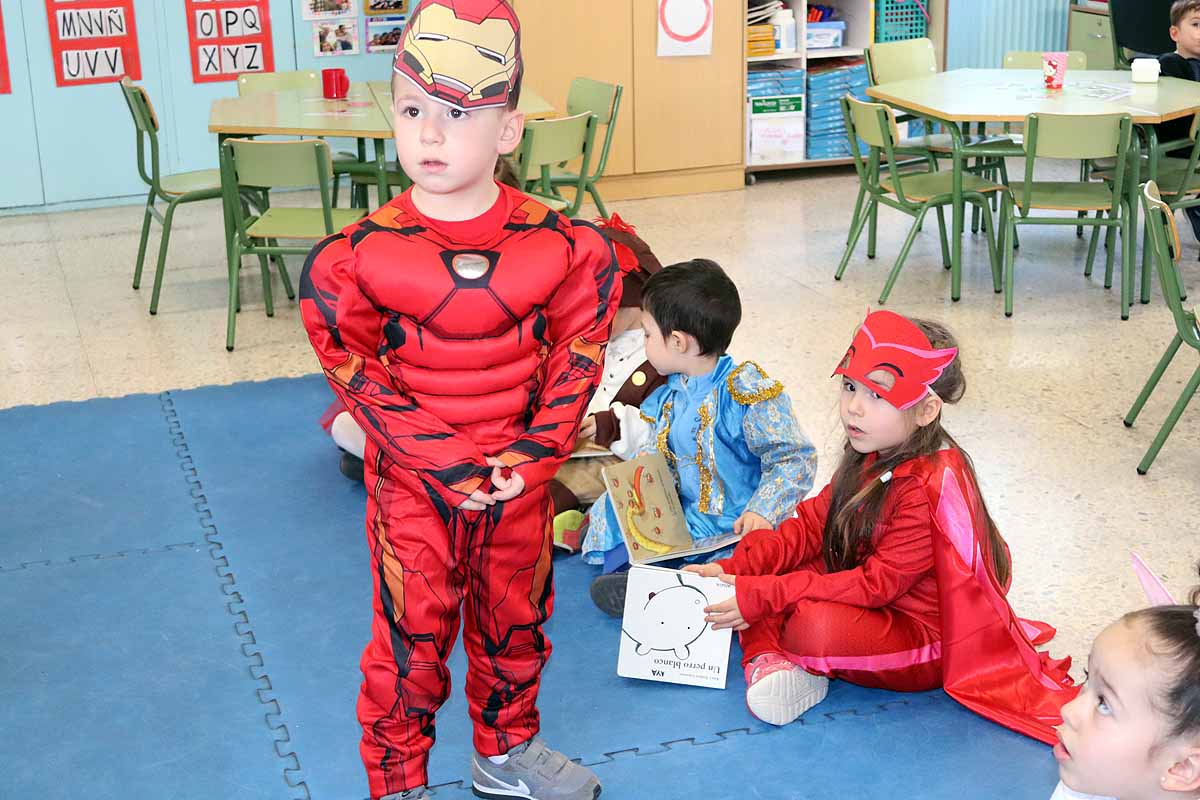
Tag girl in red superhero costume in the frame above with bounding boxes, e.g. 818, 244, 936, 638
300, 2, 616, 799
687, 310, 1077, 744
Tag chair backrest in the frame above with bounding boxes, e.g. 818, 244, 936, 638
1142, 181, 1200, 348
237, 70, 321, 96
516, 112, 597, 211
119, 77, 161, 189
1018, 113, 1131, 213
841, 95, 913, 203
222, 138, 336, 238
1110, 0, 1175, 64
224, 138, 333, 188
866, 38, 937, 85
564, 78, 623, 181
1162, 113, 1200, 197
1003, 51, 1088, 70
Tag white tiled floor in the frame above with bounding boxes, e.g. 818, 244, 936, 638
3, 163, 1198, 669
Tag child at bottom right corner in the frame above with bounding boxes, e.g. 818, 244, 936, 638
687, 311, 1076, 738
1048, 563, 1200, 800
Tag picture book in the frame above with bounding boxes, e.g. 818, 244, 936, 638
601, 452, 741, 564
617, 564, 736, 689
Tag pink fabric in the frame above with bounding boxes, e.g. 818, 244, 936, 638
790, 640, 943, 674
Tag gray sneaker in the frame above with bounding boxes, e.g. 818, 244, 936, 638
471, 738, 601, 799
381, 788, 427, 800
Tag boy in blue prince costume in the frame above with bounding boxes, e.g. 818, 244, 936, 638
582, 259, 816, 614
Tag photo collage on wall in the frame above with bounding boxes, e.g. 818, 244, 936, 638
305, 0, 407, 58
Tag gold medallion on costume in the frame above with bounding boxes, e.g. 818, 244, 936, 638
631, 370, 647, 387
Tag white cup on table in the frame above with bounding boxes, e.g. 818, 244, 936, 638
1132, 58, 1161, 83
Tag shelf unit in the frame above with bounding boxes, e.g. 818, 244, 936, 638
745, 0, 875, 176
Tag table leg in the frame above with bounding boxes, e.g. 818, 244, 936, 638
373, 138, 390, 205
1141, 125, 1158, 305
948, 119, 965, 301
218, 134, 235, 276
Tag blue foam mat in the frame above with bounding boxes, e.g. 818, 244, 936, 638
0, 548, 287, 800
0, 377, 1063, 800
0, 394, 199, 566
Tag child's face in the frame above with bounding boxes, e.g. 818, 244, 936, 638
393, 87, 524, 202
838, 371, 934, 455
1172, 12, 1200, 60
1056, 618, 1185, 799
640, 310, 693, 376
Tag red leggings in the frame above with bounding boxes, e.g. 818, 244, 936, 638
739, 597, 942, 692
358, 447, 554, 798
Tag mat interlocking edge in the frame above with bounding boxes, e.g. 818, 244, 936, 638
0, 377, 1061, 799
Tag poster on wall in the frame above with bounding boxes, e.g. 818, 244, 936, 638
185, 0, 275, 83
365, 16, 405, 53
314, 19, 360, 56
303, 0, 354, 20
657, 0, 713, 57
0, 4, 11, 95
45, 0, 141, 86
364, 0, 407, 14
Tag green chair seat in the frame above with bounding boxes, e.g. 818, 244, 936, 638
245, 207, 365, 239
880, 172, 1005, 203
160, 169, 223, 197
1008, 181, 1119, 211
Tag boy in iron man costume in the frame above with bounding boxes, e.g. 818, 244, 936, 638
299, 3, 615, 798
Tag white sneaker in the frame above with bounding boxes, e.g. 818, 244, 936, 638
744, 652, 829, 726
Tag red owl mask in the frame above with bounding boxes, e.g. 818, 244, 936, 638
833, 311, 958, 410
393, 0, 522, 112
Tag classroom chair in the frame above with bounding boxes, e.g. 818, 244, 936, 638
1109, 0, 1175, 69
515, 112, 597, 218
998, 113, 1134, 318
545, 78, 623, 219
864, 38, 1010, 236
835, 96, 1003, 305
1124, 181, 1200, 473
219, 138, 366, 350
237, 69, 368, 209
120, 78, 234, 316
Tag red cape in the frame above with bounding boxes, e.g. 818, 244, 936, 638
894, 450, 1077, 745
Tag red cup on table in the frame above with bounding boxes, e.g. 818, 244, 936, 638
322, 68, 350, 99
1042, 52, 1067, 90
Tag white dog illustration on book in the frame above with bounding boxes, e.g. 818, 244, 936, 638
621, 573, 711, 659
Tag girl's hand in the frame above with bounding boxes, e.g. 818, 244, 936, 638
704, 577, 748, 631
733, 511, 772, 536
682, 563, 725, 578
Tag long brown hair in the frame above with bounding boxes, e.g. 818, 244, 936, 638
821, 318, 1011, 586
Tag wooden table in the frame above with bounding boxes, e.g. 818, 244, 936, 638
867, 69, 1200, 307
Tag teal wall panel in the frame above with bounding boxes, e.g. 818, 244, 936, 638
946, 0, 1069, 70
0, 0, 45, 208
22, 0, 171, 204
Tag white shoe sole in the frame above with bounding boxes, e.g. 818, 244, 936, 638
746, 668, 829, 726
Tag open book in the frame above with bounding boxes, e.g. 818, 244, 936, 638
617, 565, 736, 689
600, 452, 741, 565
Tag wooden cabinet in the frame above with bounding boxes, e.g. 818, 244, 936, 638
1068, 7, 1115, 70
514, 0, 744, 199
632, 0, 744, 173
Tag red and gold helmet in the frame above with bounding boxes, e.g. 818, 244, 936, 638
393, 0, 522, 111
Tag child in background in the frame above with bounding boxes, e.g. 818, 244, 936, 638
1159, 0, 1200, 242
299, 2, 617, 798
583, 258, 817, 615
1050, 565, 1200, 800
549, 215, 668, 551
689, 311, 1076, 738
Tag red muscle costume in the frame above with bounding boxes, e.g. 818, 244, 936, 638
725, 448, 1077, 744
299, 184, 619, 796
